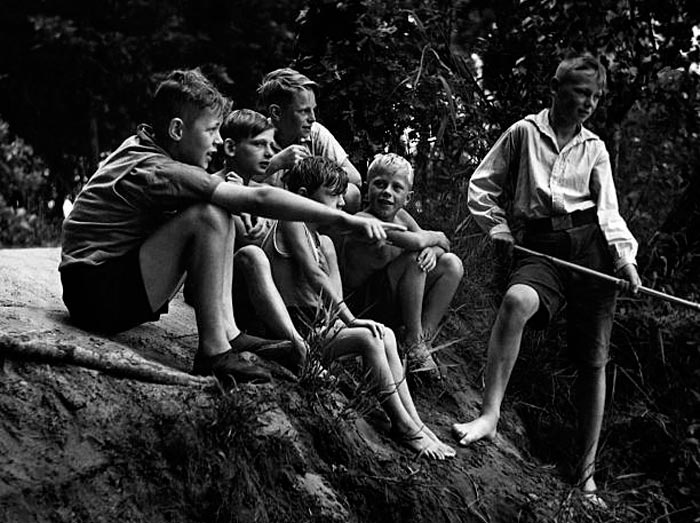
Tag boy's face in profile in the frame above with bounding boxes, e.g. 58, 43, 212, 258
276, 88, 316, 143
176, 106, 223, 169
552, 70, 603, 126
366, 169, 413, 221
228, 128, 276, 182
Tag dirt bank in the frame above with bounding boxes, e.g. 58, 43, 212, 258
1, 248, 579, 522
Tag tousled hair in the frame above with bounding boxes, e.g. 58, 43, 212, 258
152, 68, 231, 139
554, 53, 607, 91
367, 153, 414, 187
257, 68, 319, 110
221, 109, 274, 142
286, 156, 348, 197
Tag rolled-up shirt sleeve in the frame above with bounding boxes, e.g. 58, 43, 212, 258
118, 159, 224, 211
590, 149, 638, 270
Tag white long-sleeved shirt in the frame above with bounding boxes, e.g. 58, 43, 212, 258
468, 109, 637, 270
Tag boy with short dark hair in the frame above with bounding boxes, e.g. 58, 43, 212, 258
215, 108, 308, 368
339, 153, 464, 373
60, 69, 397, 384
452, 54, 641, 502
256, 67, 362, 213
262, 156, 455, 459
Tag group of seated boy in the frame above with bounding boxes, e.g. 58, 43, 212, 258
59, 67, 463, 460
59, 55, 641, 499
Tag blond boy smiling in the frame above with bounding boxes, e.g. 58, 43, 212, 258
340, 153, 464, 373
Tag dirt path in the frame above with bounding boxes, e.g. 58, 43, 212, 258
0, 248, 570, 522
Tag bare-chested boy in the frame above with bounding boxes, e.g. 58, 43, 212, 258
340, 153, 464, 373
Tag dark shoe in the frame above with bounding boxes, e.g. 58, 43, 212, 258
192, 349, 272, 384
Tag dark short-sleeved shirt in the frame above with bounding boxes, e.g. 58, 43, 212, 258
60, 125, 222, 270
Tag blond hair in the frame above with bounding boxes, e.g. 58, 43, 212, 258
554, 53, 607, 90
367, 153, 414, 187
257, 68, 319, 110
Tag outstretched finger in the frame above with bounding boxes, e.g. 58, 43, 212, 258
371, 222, 387, 240
382, 222, 407, 232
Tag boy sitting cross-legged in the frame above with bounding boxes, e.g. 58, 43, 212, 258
261, 156, 455, 459
59, 69, 397, 385
339, 153, 464, 373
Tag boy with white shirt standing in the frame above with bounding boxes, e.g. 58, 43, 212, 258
452, 54, 641, 503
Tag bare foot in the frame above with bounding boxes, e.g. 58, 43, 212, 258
581, 488, 608, 510
422, 425, 456, 458
393, 427, 446, 460
451, 415, 498, 446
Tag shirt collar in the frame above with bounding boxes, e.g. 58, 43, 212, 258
525, 109, 598, 150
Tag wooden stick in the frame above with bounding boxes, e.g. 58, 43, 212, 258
514, 245, 700, 312
0, 333, 216, 387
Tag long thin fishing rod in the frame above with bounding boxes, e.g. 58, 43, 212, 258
513, 245, 700, 312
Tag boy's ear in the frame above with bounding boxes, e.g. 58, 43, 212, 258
298, 187, 308, 197
550, 76, 561, 94
406, 190, 414, 204
168, 118, 184, 142
268, 104, 281, 122
223, 137, 237, 157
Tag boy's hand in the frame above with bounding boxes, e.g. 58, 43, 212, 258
349, 318, 385, 339
430, 231, 451, 251
417, 247, 437, 272
241, 214, 270, 240
269, 145, 310, 172
617, 263, 641, 294
491, 231, 515, 259
226, 172, 245, 185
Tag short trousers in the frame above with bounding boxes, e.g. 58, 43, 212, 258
508, 223, 618, 366
61, 248, 167, 333
344, 268, 402, 330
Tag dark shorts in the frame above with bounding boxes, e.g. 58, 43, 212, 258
344, 268, 402, 330
61, 248, 167, 333
509, 223, 618, 366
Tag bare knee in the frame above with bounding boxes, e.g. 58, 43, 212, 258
235, 245, 269, 272
500, 285, 539, 325
438, 252, 464, 280
183, 203, 232, 235
354, 329, 384, 358
343, 184, 362, 214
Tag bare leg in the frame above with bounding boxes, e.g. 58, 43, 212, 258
325, 326, 446, 459
452, 284, 539, 445
234, 246, 307, 357
422, 253, 464, 336
576, 364, 605, 493
386, 252, 426, 344
140, 203, 238, 357
380, 328, 456, 456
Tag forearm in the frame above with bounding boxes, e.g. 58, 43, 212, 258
212, 184, 346, 227
387, 230, 449, 251
591, 152, 638, 269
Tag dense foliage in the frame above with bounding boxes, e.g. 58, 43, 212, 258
0, 0, 698, 519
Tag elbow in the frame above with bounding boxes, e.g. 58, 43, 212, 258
247, 185, 275, 214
